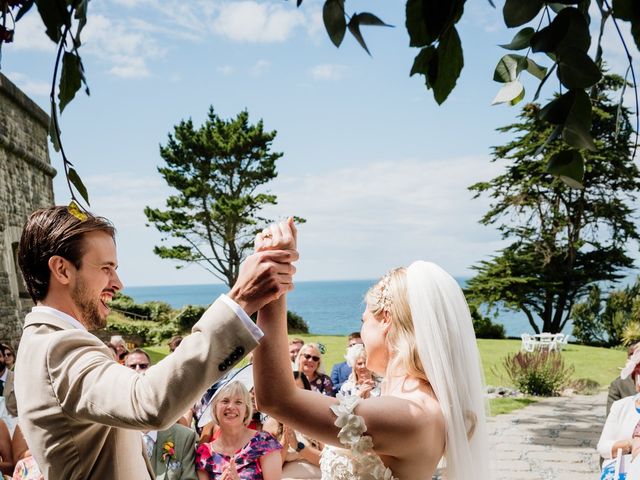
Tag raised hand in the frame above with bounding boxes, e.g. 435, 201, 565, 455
255, 217, 297, 252
228, 249, 298, 316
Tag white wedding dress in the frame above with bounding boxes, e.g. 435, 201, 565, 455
319, 394, 397, 480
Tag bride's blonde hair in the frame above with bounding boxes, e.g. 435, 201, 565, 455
366, 267, 427, 383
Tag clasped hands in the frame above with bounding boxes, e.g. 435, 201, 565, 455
228, 218, 298, 316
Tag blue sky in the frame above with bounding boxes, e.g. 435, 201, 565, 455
3, 0, 637, 286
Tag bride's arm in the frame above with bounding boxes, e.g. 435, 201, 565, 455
252, 221, 435, 458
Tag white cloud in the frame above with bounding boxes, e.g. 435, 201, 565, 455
6, 72, 50, 97
217, 65, 235, 75
11, 12, 55, 52
212, 1, 305, 43
309, 64, 348, 81
81, 14, 165, 78
251, 59, 271, 76
260, 156, 507, 279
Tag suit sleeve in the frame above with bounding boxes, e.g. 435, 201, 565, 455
50, 297, 259, 430
607, 380, 622, 418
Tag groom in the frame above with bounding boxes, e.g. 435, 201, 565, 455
14, 206, 297, 480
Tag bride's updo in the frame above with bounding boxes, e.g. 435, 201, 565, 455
366, 268, 427, 383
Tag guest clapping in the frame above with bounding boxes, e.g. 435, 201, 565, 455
295, 344, 333, 397
338, 344, 382, 399
196, 381, 281, 480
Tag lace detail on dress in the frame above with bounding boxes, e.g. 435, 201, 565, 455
319, 394, 397, 480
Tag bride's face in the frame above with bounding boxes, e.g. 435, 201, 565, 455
360, 306, 389, 375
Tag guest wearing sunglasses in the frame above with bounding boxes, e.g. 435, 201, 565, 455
294, 344, 333, 397
124, 349, 151, 372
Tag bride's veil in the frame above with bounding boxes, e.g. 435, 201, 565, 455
406, 261, 492, 480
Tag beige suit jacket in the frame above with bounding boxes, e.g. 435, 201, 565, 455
15, 298, 258, 480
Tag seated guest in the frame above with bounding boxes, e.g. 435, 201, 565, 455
11, 425, 42, 480
196, 381, 281, 480
263, 372, 322, 480
0, 349, 16, 434
169, 336, 184, 353
289, 339, 304, 370
330, 332, 363, 395
127, 351, 198, 480
338, 343, 382, 399
607, 343, 639, 417
109, 335, 129, 364
295, 344, 333, 397
0, 419, 12, 476
598, 347, 640, 475
1, 346, 15, 372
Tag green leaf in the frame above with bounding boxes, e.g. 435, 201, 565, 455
16, 0, 35, 22
68, 168, 90, 205
59, 52, 83, 113
74, 0, 89, 45
499, 27, 535, 50
322, 0, 346, 47
491, 80, 524, 105
530, 7, 590, 54
34, 0, 68, 43
612, 0, 640, 50
546, 149, 584, 189
410, 46, 437, 84
432, 26, 463, 104
406, 0, 464, 48
49, 105, 61, 152
503, 0, 543, 28
493, 54, 526, 83
347, 11, 393, 54
539, 89, 595, 151
524, 58, 547, 80
557, 47, 602, 89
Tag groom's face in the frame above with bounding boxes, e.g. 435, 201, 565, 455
69, 231, 123, 330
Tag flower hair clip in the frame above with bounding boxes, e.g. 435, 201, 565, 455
375, 273, 393, 312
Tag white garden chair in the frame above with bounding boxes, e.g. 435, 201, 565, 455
521, 333, 536, 352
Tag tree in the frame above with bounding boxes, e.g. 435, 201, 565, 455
144, 107, 283, 288
2, 1, 639, 207
465, 75, 640, 334
572, 279, 640, 346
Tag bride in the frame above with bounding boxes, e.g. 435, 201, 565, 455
252, 220, 492, 480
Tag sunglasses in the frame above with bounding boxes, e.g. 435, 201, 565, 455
127, 363, 149, 370
302, 353, 320, 362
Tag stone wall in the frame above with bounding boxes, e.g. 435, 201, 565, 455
0, 73, 56, 346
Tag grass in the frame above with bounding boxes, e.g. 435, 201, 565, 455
142, 335, 626, 416
488, 397, 538, 416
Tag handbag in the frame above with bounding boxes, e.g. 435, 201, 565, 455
601, 449, 629, 480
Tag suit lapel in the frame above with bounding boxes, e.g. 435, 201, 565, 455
154, 429, 167, 477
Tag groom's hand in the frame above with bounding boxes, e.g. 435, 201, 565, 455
228, 249, 298, 316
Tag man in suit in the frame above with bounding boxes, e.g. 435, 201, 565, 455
125, 350, 197, 480
607, 342, 640, 417
330, 332, 363, 395
14, 206, 297, 480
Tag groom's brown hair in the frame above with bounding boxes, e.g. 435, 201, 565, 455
18, 206, 115, 302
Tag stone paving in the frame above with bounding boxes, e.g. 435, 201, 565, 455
488, 391, 606, 480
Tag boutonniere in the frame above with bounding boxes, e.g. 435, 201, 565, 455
161, 440, 176, 463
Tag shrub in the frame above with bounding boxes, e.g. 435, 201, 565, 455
569, 378, 600, 395
469, 305, 505, 339
502, 350, 574, 396
622, 321, 640, 347
109, 293, 172, 321
287, 310, 309, 334
176, 305, 208, 331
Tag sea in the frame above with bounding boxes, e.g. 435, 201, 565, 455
123, 279, 556, 338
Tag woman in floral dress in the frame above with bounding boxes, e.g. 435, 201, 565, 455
196, 381, 281, 480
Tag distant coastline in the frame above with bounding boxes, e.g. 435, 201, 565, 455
123, 279, 558, 337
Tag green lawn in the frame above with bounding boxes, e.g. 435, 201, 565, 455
488, 397, 538, 416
